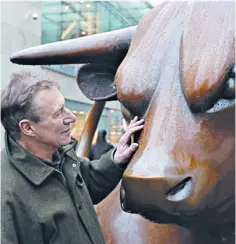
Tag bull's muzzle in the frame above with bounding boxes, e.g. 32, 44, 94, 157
120, 174, 194, 218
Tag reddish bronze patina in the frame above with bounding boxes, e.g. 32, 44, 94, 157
10, 1, 235, 243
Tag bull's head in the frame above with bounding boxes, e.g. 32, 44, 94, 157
11, 1, 235, 234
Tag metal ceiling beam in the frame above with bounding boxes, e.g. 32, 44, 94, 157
42, 18, 80, 24
43, 11, 94, 15
42, 17, 137, 25
39, 27, 99, 33
98, 1, 133, 26
61, 1, 87, 22
144, 1, 154, 9
109, 2, 138, 25
42, 14, 58, 25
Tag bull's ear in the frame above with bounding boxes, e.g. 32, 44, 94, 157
77, 63, 117, 101
10, 26, 136, 67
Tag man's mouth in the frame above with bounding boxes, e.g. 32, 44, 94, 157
62, 128, 71, 134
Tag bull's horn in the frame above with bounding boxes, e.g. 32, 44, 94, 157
10, 26, 136, 65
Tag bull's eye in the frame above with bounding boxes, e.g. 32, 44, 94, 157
206, 99, 234, 113
222, 66, 235, 99
206, 65, 235, 114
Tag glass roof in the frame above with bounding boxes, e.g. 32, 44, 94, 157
41, 1, 154, 44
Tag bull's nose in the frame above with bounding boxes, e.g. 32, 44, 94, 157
121, 174, 194, 214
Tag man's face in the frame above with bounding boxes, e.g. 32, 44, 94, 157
31, 88, 76, 149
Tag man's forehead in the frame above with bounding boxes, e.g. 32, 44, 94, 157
33, 88, 64, 112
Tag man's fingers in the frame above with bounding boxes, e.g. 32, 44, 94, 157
132, 119, 144, 127
115, 117, 144, 165
128, 118, 144, 129
129, 116, 138, 126
122, 118, 128, 132
114, 142, 139, 165
119, 117, 144, 146
130, 125, 144, 133
121, 125, 144, 144
126, 143, 139, 155
131, 116, 138, 122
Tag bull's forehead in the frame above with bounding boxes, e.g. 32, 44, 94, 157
115, 1, 235, 115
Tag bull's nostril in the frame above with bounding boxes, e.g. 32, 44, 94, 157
165, 177, 192, 202
120, 184, 132, 213
120, 186, 125, 203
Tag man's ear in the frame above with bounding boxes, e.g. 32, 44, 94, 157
18, 120, 35, 137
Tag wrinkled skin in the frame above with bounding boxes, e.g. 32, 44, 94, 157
97, 1, 235, 243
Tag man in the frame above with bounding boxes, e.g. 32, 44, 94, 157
1, 72, 144, 244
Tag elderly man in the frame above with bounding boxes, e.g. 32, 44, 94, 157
1, 72, 144, 244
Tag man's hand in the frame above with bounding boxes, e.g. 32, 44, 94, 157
114, 116, 144, 166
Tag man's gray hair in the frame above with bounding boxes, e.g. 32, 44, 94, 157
1, 71, 59, 140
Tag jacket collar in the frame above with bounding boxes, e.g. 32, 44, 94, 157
4, 133, 77, 186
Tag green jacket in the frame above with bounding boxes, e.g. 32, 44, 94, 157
1, 134, 125, 244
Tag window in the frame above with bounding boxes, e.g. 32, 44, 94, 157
41, 1, 153, 76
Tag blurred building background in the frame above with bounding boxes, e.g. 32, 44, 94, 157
1, 1, 154, 148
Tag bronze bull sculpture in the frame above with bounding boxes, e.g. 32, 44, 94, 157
10, 1, 235, 243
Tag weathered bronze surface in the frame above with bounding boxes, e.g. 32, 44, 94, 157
10, 26, 135, 66
11, 1, 235, 243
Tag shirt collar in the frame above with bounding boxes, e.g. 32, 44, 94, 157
38, 150, 62, 170
4, 133, 76, 185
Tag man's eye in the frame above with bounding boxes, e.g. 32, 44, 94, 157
60, 107, 65, 114
55, 108, 63, 117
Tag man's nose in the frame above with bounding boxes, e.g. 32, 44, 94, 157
63, 108, 77, 124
